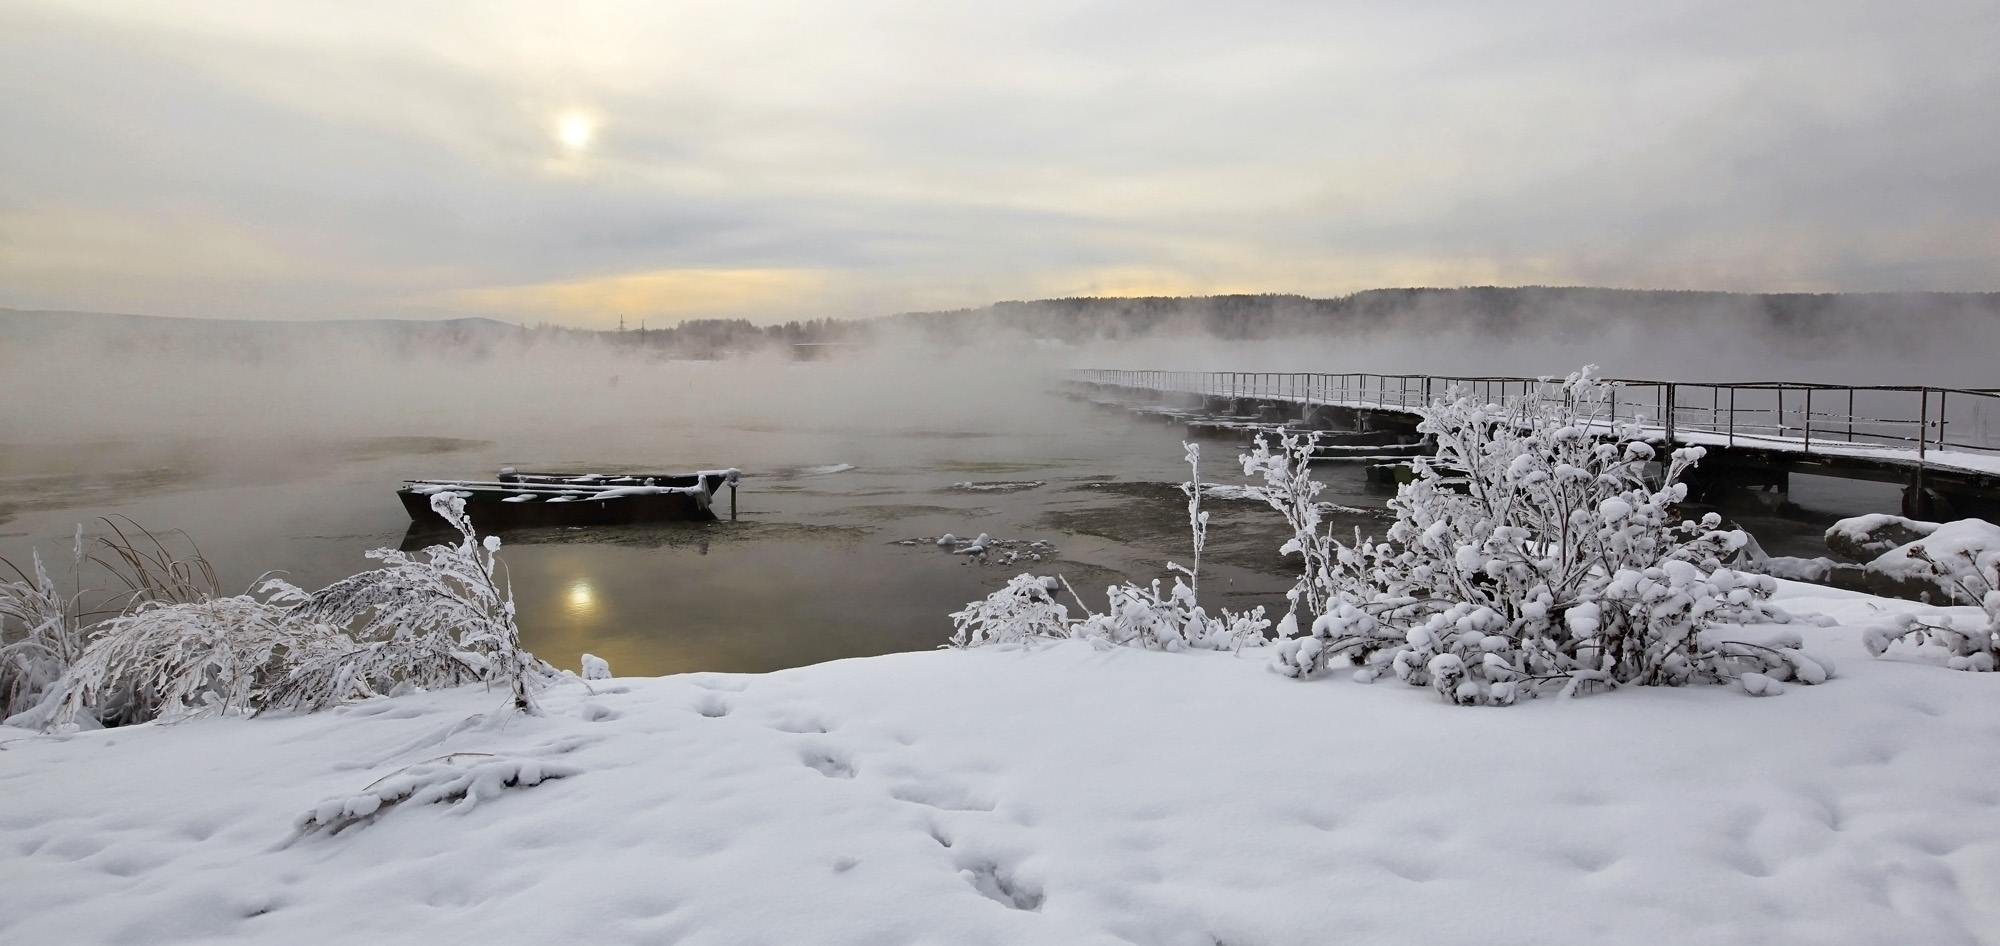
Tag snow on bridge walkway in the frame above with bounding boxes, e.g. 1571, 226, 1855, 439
1070, 369, 2000, 514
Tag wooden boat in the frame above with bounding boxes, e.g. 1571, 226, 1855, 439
399, 468, 741, 530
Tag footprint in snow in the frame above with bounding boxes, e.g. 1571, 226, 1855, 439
694, 695, 731, 718
802, 748, 856, 779
958, 858, 1043, 911
891, 780, 995, 812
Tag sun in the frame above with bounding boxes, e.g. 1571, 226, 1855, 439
555, 112, 596, 152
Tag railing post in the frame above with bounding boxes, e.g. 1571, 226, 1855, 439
1804, 387, 1812, 453
1916, 390, 1929, 510
1665, 383, 1677, 444
1728, 387, 1735, 448
1919, 390, 1928, 461
1940, 390, 1949, 450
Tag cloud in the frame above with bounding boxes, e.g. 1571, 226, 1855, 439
1, 0, 1995, 323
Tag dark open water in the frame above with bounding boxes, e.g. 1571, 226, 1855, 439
0, 362, 1895, 678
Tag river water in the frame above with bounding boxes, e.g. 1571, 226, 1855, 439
0, 352, 1898, 678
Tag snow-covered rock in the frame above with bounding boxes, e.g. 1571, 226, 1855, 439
1861, 518, 2000, 604
1825, 514, 1940, 564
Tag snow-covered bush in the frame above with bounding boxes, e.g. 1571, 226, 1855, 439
1862, 544, 2000, 671
0, 542, 86, 721
15, 524, 316, 732
1070, 576, 1269, 652
42, 590, 317, 730
948, 442, 1268, 653
948, 574, 1070, 647
16, 494, 553, 732
1251, 367, 1816, 702
269, 493, 550, 713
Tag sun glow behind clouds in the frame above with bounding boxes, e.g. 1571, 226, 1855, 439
554, 111, 596, 151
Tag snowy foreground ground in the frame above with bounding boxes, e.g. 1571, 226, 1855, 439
4, 582, 1998, 946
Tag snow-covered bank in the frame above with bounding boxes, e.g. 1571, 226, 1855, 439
3, 582, 1996, 945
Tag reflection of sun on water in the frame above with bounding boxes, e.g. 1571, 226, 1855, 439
566, 579, 596, 616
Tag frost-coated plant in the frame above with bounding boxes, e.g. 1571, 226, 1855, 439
270, 493, 549, 713
0, 536, 87, 720
1862, 545, 2000, 671
948, 573, 1070, 647
1173, 443, 1210, 596
19, 494, 554, 732
44, 589, 314, 730
1070, 576, 1269, 652
12, 523, 309, 731
1252, 366, 1820, 702
948, 442, 1269, 652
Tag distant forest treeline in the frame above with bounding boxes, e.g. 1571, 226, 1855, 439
563, 317, 871, 359
882, 287, 2000, 346
7, 287, 1999, 360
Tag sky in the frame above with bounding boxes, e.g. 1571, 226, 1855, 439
1, 0, 1996, 328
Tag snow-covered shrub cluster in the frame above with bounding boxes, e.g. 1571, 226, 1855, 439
949, 443, 1269, 653
1244, 367, 1823, 703
1862, 543, 2000, 671
4, 493, 551, 732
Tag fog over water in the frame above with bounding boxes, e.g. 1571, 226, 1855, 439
0, 299, 1987, 674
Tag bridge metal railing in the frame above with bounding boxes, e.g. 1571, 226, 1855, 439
1067, 369, 2000, 463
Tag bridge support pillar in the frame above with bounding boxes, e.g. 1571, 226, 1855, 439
1902, 483, 1957, 520
1682, 462, 1789, 510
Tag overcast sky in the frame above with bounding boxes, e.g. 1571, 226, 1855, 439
1, 0, 1995, 327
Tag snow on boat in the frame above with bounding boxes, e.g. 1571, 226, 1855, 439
399, 468, 742, 530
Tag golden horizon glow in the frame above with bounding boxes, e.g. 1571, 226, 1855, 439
433, 266, 834, 326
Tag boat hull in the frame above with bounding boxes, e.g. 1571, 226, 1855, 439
398, 471, 734, 531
